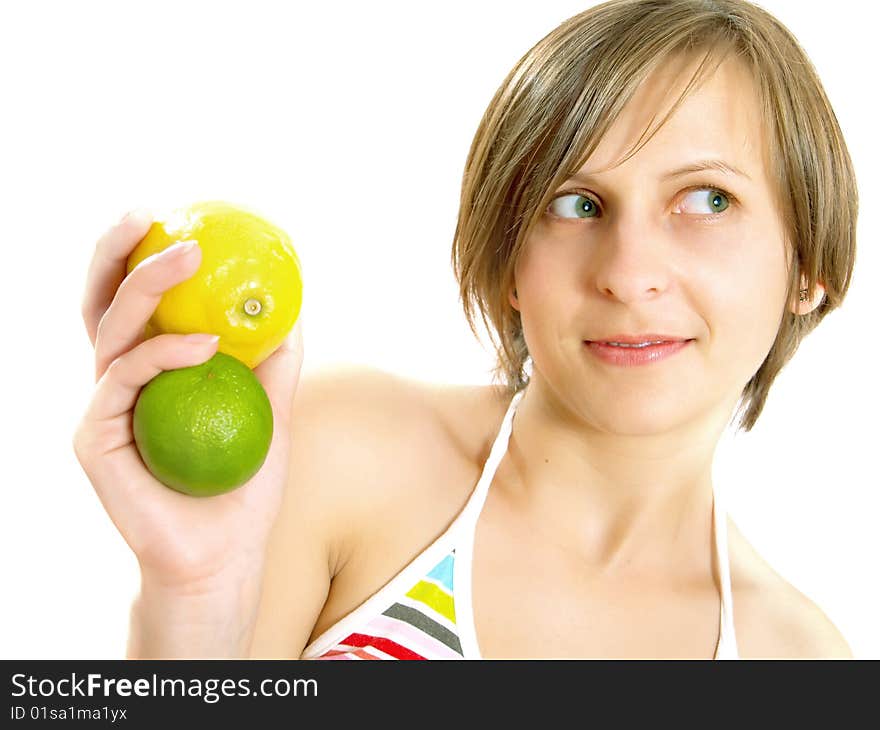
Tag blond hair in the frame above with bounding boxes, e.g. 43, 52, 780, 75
451, 0, 857, 431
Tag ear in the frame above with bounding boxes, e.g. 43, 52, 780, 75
791, 277, 826, 315
508, 286, 520, 312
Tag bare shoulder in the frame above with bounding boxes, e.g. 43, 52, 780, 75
296, 360, 512, 568
726, 518, 853, 659
287, 362, 467, 556
292, 361, 508, 487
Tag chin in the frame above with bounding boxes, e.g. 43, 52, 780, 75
533, 359, 716, 435
567, 378, 705, 436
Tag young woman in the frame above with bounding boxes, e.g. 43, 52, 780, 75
74, 0, 857, 659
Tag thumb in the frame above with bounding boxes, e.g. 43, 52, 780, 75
252, 317, 304, 429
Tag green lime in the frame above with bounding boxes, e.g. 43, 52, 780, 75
132, 352, 273, 497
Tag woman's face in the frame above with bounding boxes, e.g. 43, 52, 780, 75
512, 56, 793, 435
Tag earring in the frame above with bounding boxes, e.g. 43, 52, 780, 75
799, 288, 809, 302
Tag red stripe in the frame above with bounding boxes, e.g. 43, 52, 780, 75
352, 648, 382, 660
317, 649, 353, 659
341, 633, 427, 660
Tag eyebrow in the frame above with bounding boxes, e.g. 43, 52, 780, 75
566, 158, 752, 184
662, 158, 752, 182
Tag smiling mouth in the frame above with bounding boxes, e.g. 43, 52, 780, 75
582, 338, 695, 366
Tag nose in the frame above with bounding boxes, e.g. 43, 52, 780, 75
592, 214, 673, 304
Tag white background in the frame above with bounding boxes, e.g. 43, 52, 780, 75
1, 0, 876, 659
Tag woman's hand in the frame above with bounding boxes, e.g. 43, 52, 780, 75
72, 210, 304, 655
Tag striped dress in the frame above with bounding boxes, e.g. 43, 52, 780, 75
300, 389, 739, 660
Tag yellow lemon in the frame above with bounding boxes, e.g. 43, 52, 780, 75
126, 201, 302, 368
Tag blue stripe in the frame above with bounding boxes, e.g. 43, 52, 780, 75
425, 553, 455, 593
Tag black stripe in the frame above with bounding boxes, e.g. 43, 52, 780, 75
382, 603, 464, 655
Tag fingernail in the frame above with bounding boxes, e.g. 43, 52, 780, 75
163, 239, 198, 256
121, 208, 153, 226
184, 334, 219, 344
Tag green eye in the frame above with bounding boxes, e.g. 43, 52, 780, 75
708, 190, 729, 212
548, 194, 599, 219
679, 188, 731, 215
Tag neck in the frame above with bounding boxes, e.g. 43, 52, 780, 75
499, 374, 737, 577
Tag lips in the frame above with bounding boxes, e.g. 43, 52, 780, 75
583, 337, 694, 366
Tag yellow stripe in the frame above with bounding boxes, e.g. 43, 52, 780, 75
405, 580, 456, 624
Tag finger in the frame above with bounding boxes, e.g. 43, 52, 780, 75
82, 210, 155, 347
94, 240, 202, 382
85, 333, 220, 425
277, 314, 303, 352
252, 317, 304, 430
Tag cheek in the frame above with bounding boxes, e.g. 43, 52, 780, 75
706, 222, 789, 363
515, 237, 582, 352
516, 235, 575, 308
